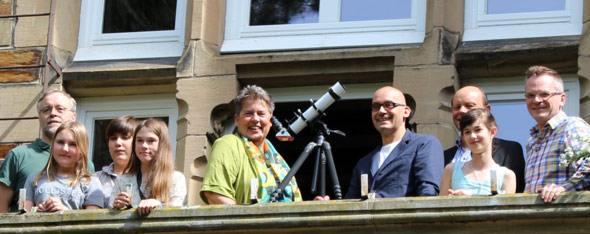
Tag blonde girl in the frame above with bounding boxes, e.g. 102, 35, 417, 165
111, 118, 186, 215
24, 121, 104, 211
440, 109, 517, 196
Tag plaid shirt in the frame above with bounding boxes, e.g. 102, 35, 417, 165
525, 111, 590, 193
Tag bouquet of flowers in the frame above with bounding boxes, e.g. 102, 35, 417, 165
559, 135, 590, 167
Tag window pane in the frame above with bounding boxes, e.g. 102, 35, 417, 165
489, 101, 534, 158
102, 0, 177, 33
250, 0, 319, 25
341, 0, 411, 22
92, 117, 169, 172
486, 0, 565, 14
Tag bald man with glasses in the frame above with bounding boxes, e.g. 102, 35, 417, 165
345, 86, 444, 199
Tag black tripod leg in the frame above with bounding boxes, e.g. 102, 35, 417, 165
270, 142, 317, 202
311, 145, 322, 195
322, 141, 342, 199
320, 151, 326, 196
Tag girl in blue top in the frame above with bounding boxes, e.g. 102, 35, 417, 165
440, 109, 516, 196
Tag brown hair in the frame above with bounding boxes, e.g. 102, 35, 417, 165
105, 115, 139, 141
459, 108, 498, 133
126, 118, 174, 205
34, 121, 92, 187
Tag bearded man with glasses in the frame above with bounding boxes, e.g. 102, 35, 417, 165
345, 86, 444, 199
524, 65, 590, 203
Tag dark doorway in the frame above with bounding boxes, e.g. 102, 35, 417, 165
269, 99, 380, 200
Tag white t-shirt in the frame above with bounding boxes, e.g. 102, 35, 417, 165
378, 140, 401, 169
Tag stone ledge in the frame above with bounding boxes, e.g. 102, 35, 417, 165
61, 58, 179, 97
236, 57, 395, 88
62, 57, 179, 80
456, 36, 580, 79
2, 192, 590, 233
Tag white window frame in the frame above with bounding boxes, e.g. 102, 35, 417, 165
222, 0, 426, 53
74, 0, 187, 61
76, 94, 179, 162
463, 0, 583, 41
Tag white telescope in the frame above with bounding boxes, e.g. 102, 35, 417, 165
273, 82, 347, 141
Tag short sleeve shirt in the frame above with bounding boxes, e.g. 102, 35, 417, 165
96, 163, 118, 208
0, 139, 96, 212
24, 172, 104, 210
0, 139, 50, 211
200, 134, 258, 204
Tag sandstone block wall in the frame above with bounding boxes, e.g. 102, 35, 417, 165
0, 0, 48, 159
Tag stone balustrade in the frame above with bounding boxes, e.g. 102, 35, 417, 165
2, 192, 590, 233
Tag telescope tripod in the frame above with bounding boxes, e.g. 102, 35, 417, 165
270, 121, 344, 202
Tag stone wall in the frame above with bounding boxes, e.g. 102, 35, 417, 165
1, 192, 590, 233
0, 0, 48, 158
579, 0, 590, 122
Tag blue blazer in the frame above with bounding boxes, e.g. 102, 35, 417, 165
345, 130, 444, 198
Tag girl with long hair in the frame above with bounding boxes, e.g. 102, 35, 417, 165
440, 109, 517, 196
24, 121, 104, 211
96, 115, 138, 208
111, 118, 186, 215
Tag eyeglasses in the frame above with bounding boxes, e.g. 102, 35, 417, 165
371, 101, 405, 111
524, 91, 562, 100
39, 106, 70, 115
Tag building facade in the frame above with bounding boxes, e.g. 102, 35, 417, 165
1, 0, 589, 205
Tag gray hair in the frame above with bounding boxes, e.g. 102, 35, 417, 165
37, 89, 77, 113
234, 85, 274, 115
525, 65, 564, 92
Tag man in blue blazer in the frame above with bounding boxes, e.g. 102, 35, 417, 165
345, 86, 444, 198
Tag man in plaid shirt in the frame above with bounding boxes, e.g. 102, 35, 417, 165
524, 65, 590, 203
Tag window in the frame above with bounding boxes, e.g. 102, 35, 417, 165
465, 76, 580, 157
222, 0, 426, 53
463, 0, 583, 41
76, 94, 179, 171
75, 0, 187, 61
